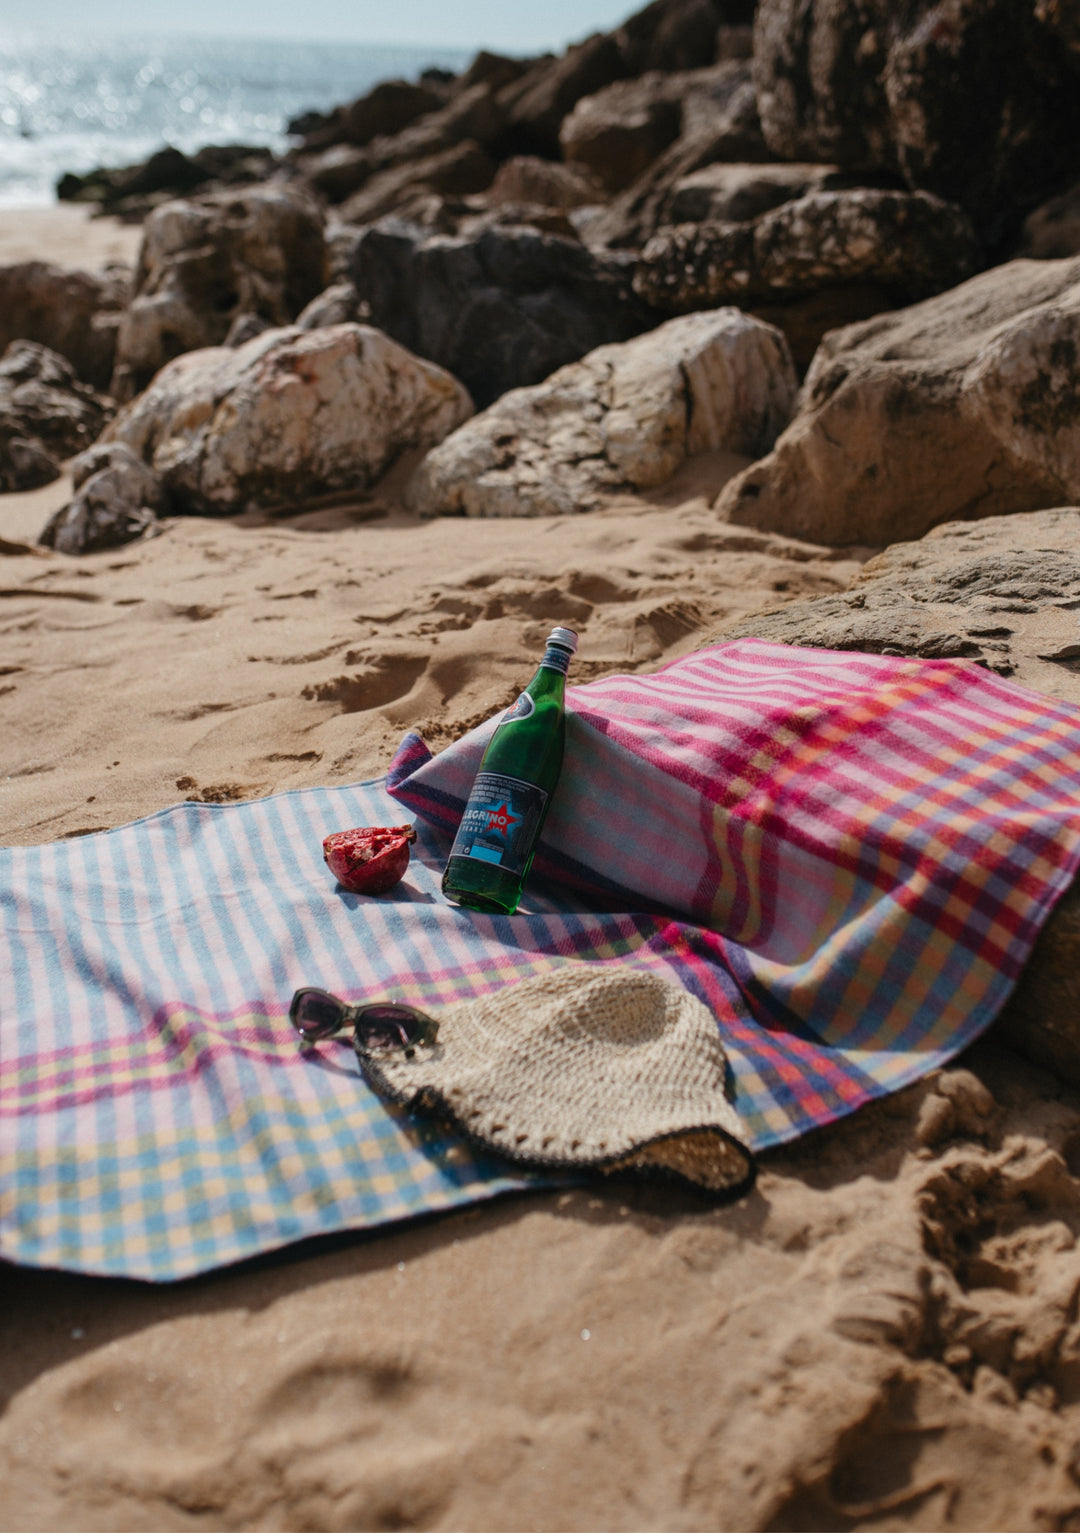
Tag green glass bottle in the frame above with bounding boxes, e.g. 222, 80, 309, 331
442, 626, 577, 915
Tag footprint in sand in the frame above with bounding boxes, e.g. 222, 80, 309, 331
301, 654, 428, 714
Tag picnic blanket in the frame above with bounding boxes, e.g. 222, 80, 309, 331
4, 638, 1080, 1281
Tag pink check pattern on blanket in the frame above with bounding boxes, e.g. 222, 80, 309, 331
4, 639, 1080, 1280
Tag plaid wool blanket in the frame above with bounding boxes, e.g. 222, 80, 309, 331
3, 639, 1080, 1280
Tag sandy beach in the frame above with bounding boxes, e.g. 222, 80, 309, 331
5, 179, 1080, 1533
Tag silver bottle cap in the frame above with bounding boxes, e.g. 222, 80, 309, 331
548, 626, 578, 653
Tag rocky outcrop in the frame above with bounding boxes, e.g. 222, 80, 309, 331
103, 323, 472, 517
634, 189, 980, 311
0, 342, 112, 493
559, 72, 685, 192
409, 308, 796, 517
715, 506, 1080, 1083
580, 64, 776, 250
40, 443, 168, 555
752, 0, 1080, 249
0, 261, 129, 392
663, 161, 844, 226
338, 141, 495, 227
715, 255, 1080, 547
297, 78, 448, 153
56, 144, 280, 219
347, 220, 657, 408
111, 184, 327, 402
487, 157, 601, 210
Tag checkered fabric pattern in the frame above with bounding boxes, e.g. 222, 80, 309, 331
4, 640, 1080, 1280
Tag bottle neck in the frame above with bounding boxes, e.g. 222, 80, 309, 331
537, 641, 573, 677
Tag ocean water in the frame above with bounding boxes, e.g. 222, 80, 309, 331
0, 31, 472, 207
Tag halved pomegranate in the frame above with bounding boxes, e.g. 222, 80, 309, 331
322, 823, 418, 894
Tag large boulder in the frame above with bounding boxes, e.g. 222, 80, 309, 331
494, 33, 630, 160
297, 78, 448, 153
102, 323, 472, 517
110, 185, 327, 402
715, 255, 1080, 546
752, 0, 1080, 249
0, 341, 112, 493
409, 308, 796, 517
487, 157, 601, 210
346, 220, 657, 409
634, 189, 980, 311
715, 506, 1080, 1084
56, 144, 279, 220
0, 261, 128, 392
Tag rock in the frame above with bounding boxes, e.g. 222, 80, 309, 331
715, 255, 1080, 546
0, 260, 128, 392
559, 72, 685, 192
111, 184, 327, 402
616, 0, 752, 74
488, 157, 601, 210
56, 144, 280, 220
299, 78, 447, 153
347, 220, 657, 409
752, 0, 1080, 249
1017, 179, 1080, 261
634, 189, 980, 312
0, 341, 112, 493
338, 141, 495, 227
714, 506, 1080, 1083
580, 64, 774, 250
103, 323, 473, 516
295, 282, 365, 330
495, 33, 629, 160
39, 443, 168, 555
664, 162, 843, 226
409, 308, 795, 518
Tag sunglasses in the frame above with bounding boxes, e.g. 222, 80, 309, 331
289, 987, 438, 1059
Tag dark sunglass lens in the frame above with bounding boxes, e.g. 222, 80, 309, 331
291, 989, 346, 1039
355, 1004, 429, 1051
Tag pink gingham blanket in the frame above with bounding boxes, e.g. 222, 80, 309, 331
4, 639, 1080, 1280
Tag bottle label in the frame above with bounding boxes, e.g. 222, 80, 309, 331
538, 643, 572, 676
449, 772, 549, 876
500, 692, 535, 724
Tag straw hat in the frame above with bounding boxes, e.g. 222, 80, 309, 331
359, 966, 755, 1199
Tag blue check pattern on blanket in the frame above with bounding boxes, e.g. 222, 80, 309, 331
4, 640, 1080, 1280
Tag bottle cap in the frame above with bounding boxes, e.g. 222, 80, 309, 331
548, 626, 578, 653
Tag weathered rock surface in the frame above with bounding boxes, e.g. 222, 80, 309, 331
1017, 178, 1080, 261
347, 220, 657, 408
634, 189, 980, 312
581, 65, 779, 250
716, 507, 1080, 1082
494, 33, 630, 161
716, 255, 1080, 546
39, 443, 169, 555
0, 261, 129, 392
298, 82, 505, 207
338, 141, 495, 227
409, 308, 796, 517
752, 0, 1080, 248
104, 323, 472, 517
559, 72, 685, 192
487, 156, 601, 210
664, 161, 843, 225
111, 185, 327, 402
0, 342, 112, 493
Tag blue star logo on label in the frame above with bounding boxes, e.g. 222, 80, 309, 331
483, 801, 521, 838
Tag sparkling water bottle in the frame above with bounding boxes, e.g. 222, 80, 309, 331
442, 626, 577, 915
